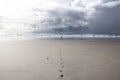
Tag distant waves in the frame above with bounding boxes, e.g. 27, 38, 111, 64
0, 34, 120, 40
33, 34, 120, 40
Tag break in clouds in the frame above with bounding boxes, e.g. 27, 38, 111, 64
0, 0, 120, 37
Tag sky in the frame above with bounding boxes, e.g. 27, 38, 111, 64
0, 0, 120, 38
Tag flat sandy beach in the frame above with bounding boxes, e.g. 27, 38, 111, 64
0, 40, 120, 80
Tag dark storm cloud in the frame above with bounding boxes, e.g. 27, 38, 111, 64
47, 9, 86, 26
30, 0, 120, 34
101, 0, 118, 3
89, 0, 120, 34
32, 7, 89, 33
38, 8, 90, 34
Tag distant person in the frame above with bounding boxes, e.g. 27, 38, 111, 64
61, 36, 62, 40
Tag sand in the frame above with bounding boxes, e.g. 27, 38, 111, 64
0, 40, 120, 80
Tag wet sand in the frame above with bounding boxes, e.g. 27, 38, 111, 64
0, 40, 120, 80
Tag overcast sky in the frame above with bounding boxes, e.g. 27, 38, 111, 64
0, 0, 120, 37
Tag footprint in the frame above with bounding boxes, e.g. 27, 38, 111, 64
60, 63, 63, 65
61, 66, 64, 68
46, 57, 49, 60
60, 74, 64, 78
59, 69, 62, 72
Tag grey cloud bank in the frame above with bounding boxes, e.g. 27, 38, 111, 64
31, 0, 120, 35
89, 5, 120, 34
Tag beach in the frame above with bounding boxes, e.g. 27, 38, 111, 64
0, 40, 120, 80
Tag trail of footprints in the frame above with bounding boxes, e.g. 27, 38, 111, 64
59, 48, 64, 79
46, 48, 65, 79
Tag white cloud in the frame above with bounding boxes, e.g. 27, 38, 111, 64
103, 0, 120, 8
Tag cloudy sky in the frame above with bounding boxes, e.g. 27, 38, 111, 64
0, 0, 120, 38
